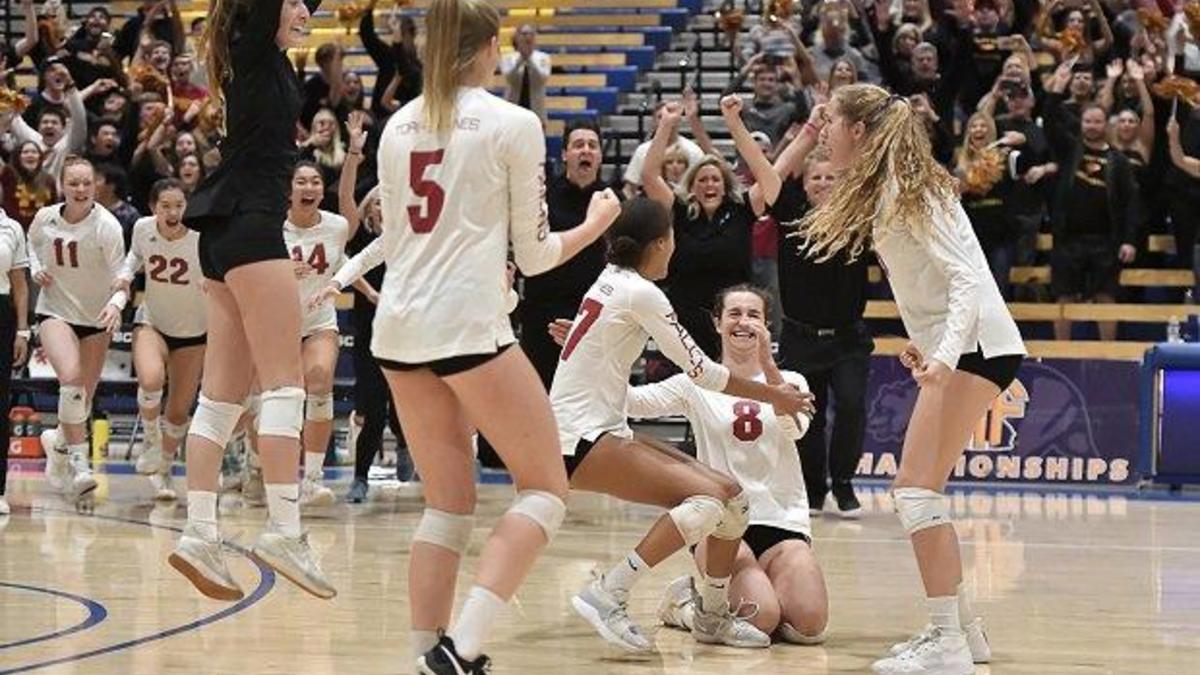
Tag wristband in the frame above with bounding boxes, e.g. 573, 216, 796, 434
16, 330, 30, 341
802, 122, 822, 137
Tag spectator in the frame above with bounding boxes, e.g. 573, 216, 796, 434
953, 1, 1031, 111
623, 102, 706, 198
877, 22, 922, 88
6, 71, 91, 183
1167, 107, 1200, 280
0, 142, 57, 230
954, 112, 1021, 296
127, 96, 175, 212
299, 108, 346, 211
661, 144, 691, 188
300, 43, 345, 129
115, 0, 186, 63
1037, 0, 1113, 66
0, 0, 39, 80
739, 65, 807, 145
501, 24, 551, 123
360, 5, 422, 118
175, 152, 205, 195
172, 130, 202, 165
810, 2, 877, 83
341, 71, 367, 115
85, 120, 123, 166
519, 119, 612, 388
1045, 64, 1141, 340
94, 163, 141, 245
96, 88, 130, 125
740, 8, 802, 65
61, 6, 124, 89
894, 41, 956, 125
909, 91, 955, 164
169, 53, 209, 129
22, 60, 72, 127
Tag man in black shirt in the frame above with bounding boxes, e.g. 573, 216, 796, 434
300, 42, 345, 128
773, 158, 872, 518
519, 119, 613, 388
998, 82, 1057, 298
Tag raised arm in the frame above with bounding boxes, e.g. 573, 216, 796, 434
641, 101, 683, 211
1167, 117, 1200, 179
13, 0, 39, 60
1089, 0, 1114, 56
774, 103, 826, 180
1097, 59, 1121, 113
1127, 60, 1156, 154
721, 95, 781, 214
338, 110, 368, 239
683, 89, 717, 156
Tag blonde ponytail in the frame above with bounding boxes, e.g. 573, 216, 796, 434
422, 0, 500, 133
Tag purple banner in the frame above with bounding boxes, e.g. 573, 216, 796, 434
860, 357, 1139, 485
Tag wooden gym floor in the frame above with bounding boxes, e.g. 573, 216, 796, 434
1, 463, 1198, 674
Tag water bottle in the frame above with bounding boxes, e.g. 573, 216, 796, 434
1167, 316, 1183, 344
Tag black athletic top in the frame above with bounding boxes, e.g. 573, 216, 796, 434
184, 0, 322, 229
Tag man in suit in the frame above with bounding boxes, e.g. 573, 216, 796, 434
500, 24, 551, 123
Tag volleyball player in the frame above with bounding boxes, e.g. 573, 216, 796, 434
114, 178, 205, 502
0, 206, 31, 516
30, 157, 127, 503
803, 84, 1024, 675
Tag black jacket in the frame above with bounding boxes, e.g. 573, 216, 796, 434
184, 0, 322, 228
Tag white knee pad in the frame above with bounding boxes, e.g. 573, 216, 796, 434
57, 385, 89, 425
305, 392, 335, 422
137, 387, 163, 410
893, 487, 951, 534
413, 508, 475, 554
508, 490, 566, 541
668, 495, 726, 546
163, 418, 189, 440
191, 396, 245, 447
257, 387, 306, 439
713, 490, 751, 540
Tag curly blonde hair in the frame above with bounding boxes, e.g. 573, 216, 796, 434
799, 83, 956, 262
676, 154, 743, 221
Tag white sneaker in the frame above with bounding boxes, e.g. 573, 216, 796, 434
890, 620, 990, 663
571, 577, 654, 653
68, 451, 97, 499
300, 476, 335, 509
42, 431, 71, 491
657, 575, 697, 631
149, 471, 177, 501
168, 522, 244, 601
0, 496, 10, 515
251, 526, 337, 599
873, 629, 974, 675
692, 599, 772, 649
136, 445, 169, 475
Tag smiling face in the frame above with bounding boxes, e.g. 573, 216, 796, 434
62, 163, 96, 209
290, 165, 324, 212
1066, 10, 1085, 32
154, 187, 187, 229
38, 112, 65, 146
92, 124, 120, 155
689, 164, 727, 215
18, 143, 42, 173
1070, 71, 1094, 99
967, 115, 993, 147
170, 54, 193, 83
803, 160, 837, 206
175, 132, 197, 158
311, 111, 337, 146
276, 0, 311, 50
343, 71, 363, 100
149, 43, 172, 71
831, 60, 857, 89
825, 100, 863, 171
86, 9, 110, 36
716, 290, 768, 358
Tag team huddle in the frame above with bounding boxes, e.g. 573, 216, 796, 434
11, 0, 1029, 674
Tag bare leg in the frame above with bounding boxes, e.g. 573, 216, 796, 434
761, 540, 829, 640
162, 345, 205, 461
300, 331, 339, 480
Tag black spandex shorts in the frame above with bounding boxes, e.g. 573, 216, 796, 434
197, 210, 289, 281
162, 332, 207, 352
563, 434, 607, 479
743, 525, 812, 559
37, 315, 106, 340
956, 351, 1024, 390
376, 343, 512, 378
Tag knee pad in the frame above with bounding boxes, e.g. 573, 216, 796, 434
137, 387, 163, 410
413, 508, 475, 554
713, 490, 751, 540
163, 418, 189, 440
668, 495, 725, 546
305, 392, 335, 422
508, 490, 566, 541
57, 385, 89, 425
243, 393, 262, 419
191, 396, 245, 447
257, 387, 306, 439
779, 622, 827, 645
893, 487, 951, 534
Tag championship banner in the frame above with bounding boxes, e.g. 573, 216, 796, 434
860, 357, 1139, 485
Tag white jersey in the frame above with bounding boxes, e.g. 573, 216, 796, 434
120, 217, 205, 338
0, 211, 29, 292
550, 264, 731, 455
28, 204, 126, 327
629, 371, 813, 537
284, 210, 348, 337
371, 87, 563, 362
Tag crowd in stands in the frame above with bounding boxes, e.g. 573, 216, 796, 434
1, 0, 1199, 348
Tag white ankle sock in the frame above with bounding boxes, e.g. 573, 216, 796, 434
927, 595, 962, 636
304, 452, 325, 481
187, 490, 218, 540
602, 551, 648, 594
956, 582, 976, 622
265, 483, 302, 537
699, 574, 731, 614
449, 585, 506, 661
411, 629, 439, 659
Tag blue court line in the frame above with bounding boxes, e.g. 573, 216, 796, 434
0, 510, 275, 675
0, 584, 108, 651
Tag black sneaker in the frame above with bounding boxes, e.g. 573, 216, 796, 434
417, 635, 491, 674
808, 491, 826, 517
831, 485, 862, 520
346, 478, 368, 504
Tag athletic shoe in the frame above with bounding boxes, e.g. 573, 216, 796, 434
872, 628, 974, 674
251, 526, 337, 599
657, 575, 697, 631
809, 492, 825, 517
168, 522, 244, 601
890, 620, 990, 663
397, 447, 415, 483
0, 496, 10, 515
300, 476, 335, 509
416, 635, 491, 674
68, 451, 97, 499
42, 430, 71, 491
571, 577, 653, 653
136, 445, 169, 475
831, 485, 862, 520
778, 621, 827, 645
242, 464, 266, 507
692, 599, 771, 649
149, 471, 177, 501
346, 478, 369, 504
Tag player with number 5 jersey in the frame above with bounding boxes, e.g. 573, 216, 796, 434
115, 179, 206, 501
548, 198, 815, 654
370, 1, 621, 672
